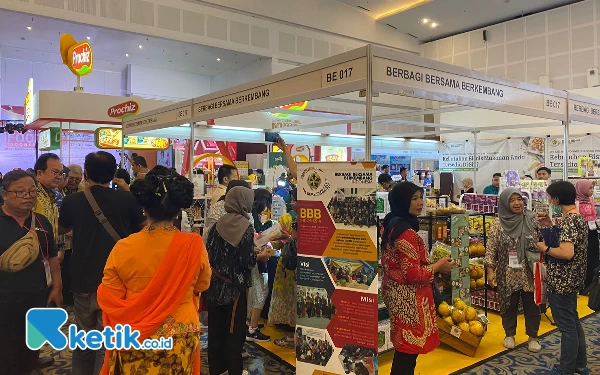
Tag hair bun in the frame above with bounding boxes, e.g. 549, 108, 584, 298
164, 175, 194, 209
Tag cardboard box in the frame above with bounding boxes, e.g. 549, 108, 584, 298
437, 317, 483, 357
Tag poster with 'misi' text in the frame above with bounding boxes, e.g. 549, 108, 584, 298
297, 162, 379, 375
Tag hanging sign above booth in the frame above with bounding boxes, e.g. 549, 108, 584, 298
39, 127, 61, 151
59, 34, 93, 76
108, 101, 140, 119
95, 128, 170, 150
24, 78, 34, 125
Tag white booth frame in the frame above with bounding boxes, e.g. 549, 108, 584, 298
123, 44, 600, 181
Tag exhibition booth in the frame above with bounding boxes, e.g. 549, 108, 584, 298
120, 44, 599, 374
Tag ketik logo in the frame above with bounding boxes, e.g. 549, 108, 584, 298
108, 101, 139, 119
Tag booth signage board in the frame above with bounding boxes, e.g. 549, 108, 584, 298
124, 106, 192, 132
568, 100, 600, 124
192, 57, 367, 118
372, 57, 566, 118
108, 101, 140, 119
38, 127, 60, 151
547, 134, 600, 174
296, 161, 378, 375
234, 160, 249, 178
69, 41, 93, 76
268, 152, 288, 168
95, 128, 170, 150
24, 78, 34, 125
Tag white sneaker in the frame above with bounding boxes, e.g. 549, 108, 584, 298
528, 339, 541, 352
503, 336, 515, 349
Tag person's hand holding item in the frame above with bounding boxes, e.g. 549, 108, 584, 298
257, 247, 271, 262
536, 212, 552, 228
433, 257, 453, 274
487, 267, 496, 287
113, 177, 130, 192
276, 135, 288, 152
536, 241, 548, 253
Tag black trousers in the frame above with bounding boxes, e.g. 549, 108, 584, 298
61, 249, 74, 306
208, 292, 248, 375
261, 254, 280, 319
0, 291, 47, 375
391, 351, 418, 375
584, 230, 599, 291
502, 290, 541, 338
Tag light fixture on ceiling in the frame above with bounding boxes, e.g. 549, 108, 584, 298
211, 125, 263, 132
86, 36, 91, 40
411, 138, 438, 143
280, 131, 322, 136
421, 18, 429, 24
217, 58, 221, 61
431, 23, 438, 28
27, 26, 32, 30
335, 134, 365, 139
378, 137, 406, 141
376, 0, 432, 20
138, 45, 143, 49
125, 53, 129, 57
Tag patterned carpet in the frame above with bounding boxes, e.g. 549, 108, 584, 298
452, 312, 600, 375
40, 314, 295, 375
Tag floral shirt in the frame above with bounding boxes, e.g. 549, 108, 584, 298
484, 219, 540, 314
546, 213, 588, 295
382, 229, 438, 355
33, 183, 58, 241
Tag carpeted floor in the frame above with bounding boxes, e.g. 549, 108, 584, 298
452, 312, 600, 375
40, 314, 294, 375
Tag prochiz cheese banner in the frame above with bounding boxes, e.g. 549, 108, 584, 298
296, 162, 379, 375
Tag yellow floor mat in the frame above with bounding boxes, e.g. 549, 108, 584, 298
258, 296, 594, 375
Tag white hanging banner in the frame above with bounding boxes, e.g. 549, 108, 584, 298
546, 134, 600, 175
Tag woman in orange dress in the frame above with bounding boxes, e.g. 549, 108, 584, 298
381, 182, 453, 375
97, 166, 211, 375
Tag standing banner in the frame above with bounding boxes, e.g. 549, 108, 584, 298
297, 162, 379, 375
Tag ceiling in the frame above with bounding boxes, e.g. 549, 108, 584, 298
0, 10, 263, 75
338, 0, 582, 42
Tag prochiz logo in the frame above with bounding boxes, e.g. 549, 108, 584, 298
108, 101, 139, 119
70, 42, 93, 75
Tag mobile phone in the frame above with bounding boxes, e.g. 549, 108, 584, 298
264, 132, 279, 143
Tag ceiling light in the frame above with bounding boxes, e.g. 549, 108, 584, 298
180, 124, 190, 127
211, 125, 263, 132
86, 36, 91, 40
217, 58, 221, 61
125, 53, 129, 57
431, 23, 438, 28
138, 45, 143, 49
376, 0, 432, 20
378, 137, 406, 141
411, 138, 438, 143
27, 26, 32, 30
335, 134, 365, 139
422, 18, 429, 24
280, 131, 322, 136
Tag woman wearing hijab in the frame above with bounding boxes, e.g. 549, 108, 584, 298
382, 183, 453, 375
204, 187, 270, 375
461, 177, 474, 194
575, 179, 599, 293
484, 188, 541, 352
203, 180, 252, 244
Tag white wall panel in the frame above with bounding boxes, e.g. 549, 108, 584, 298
423, 1, 600, 90
128, 64, 210, 101
210, 58, 273, 92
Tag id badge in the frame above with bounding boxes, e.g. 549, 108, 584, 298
508, 251, 521, 269
43, 258, 52, 287
588, 221, 597, 231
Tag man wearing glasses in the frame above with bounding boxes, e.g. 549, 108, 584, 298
65, 164, 83, 195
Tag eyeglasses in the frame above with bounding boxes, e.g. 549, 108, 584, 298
68, 177, 81, 182
48, 169, 66, 178
5, 190, 38, 198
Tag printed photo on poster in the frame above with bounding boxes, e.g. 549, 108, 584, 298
295, 327, 334, 367
297, 285, 336, 329
324, 257, 377, 290
327, 188, 377, 228
157, 146, 173, 168
339, 344, 377, 375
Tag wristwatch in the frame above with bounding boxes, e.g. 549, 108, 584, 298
545, 246, 551, 255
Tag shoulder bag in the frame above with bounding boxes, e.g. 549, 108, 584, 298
0, 213, 40, 272
588, 266, 600, 311
83, 189, 121, 243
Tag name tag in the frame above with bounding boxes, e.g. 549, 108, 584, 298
588, 221, 597, 231
508, 251, 522, 269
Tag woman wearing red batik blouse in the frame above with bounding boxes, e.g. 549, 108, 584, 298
382, 183, 453, 375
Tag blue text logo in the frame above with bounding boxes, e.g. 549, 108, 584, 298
26, 308, 173, 350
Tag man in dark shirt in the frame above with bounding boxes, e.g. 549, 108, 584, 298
59, 152, 144, 375
0, 170, 61, 375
